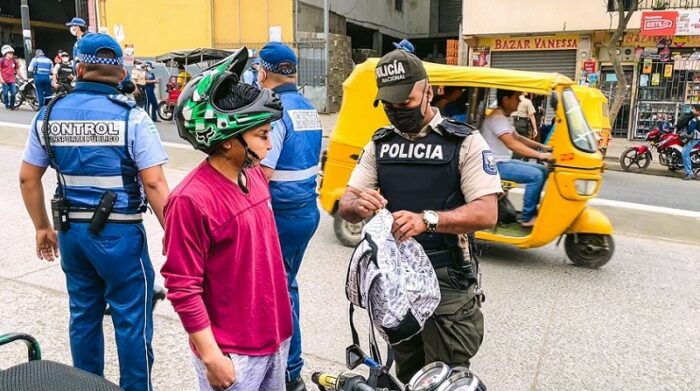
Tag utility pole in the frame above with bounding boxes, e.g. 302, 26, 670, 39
20, 0, 33, 74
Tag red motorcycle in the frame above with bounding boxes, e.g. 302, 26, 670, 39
620, 122, 700, 174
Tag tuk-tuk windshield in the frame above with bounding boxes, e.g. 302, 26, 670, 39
562, 88, 598, 153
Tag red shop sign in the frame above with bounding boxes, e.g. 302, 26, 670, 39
641, 11, 679, 36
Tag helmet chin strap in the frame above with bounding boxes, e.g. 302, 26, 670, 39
235, 136, 261, 194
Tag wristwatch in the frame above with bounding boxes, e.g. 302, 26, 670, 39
422, 210, 439, 233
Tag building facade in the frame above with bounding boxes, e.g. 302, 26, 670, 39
463, 0, 700, 139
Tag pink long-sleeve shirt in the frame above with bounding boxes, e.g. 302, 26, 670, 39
161, 161, 292, 356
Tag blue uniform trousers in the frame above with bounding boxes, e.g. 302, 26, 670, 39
273, 202, 320, 382
145, 87, 158, 121
58, 222, 154, 391
34, 75, 52, 110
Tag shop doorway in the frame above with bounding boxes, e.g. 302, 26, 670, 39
599, 66, 633, 138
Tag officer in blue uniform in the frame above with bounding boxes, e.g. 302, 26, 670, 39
258, 42, 322, 391
27, 49, 54, 110
19, 33, 171, 391
66, 17, 88, 72
143, 61, 159, 122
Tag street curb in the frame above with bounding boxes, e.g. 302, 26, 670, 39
3, 123, 699, 245
603, 157, 682, 178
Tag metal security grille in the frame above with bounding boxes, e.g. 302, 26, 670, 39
438, 0, 463, 34
490, 50, 578, 79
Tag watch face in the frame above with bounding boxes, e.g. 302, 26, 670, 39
426, 211, 439, 225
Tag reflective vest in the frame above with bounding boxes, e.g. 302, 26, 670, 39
30, 56, 53, 76
33, 81, 144, 217
269, 83, 322, 209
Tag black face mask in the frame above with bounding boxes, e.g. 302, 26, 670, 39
383, 88, 427, 134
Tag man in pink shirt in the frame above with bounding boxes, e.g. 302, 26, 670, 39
161, 50, 292, 391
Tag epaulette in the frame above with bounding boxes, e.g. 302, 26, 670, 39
107, 94, 137, 108
437, 117, 475, 138
371, 126, 395, 141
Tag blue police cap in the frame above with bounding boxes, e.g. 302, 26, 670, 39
393, 39, 415, 54
77, 33, 124, 66
259, 42, 297, 75
66, 17, 87, 27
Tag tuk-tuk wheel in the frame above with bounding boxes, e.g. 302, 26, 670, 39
564, 234, 615, 269
333, 213, 364, 248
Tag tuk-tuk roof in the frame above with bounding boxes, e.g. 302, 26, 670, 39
348, 58, 575, 95
571, 85, 612, 130
154, 48, 233, 65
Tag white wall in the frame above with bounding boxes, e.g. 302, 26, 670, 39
462, 0, 642, 36
301, 0, 431, 37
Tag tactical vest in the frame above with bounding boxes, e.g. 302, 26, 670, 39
375, 119, 476, 271
33, 82, 144, 217
56, 63, 73, 83
269, 83, 322, 209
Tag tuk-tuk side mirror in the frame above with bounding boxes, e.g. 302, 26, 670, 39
550, 92, 559, 111
346, 344, 366, 369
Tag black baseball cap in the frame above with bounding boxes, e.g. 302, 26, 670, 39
373, 49, 427, 107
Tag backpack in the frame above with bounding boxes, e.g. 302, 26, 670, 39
345, 209, 441, 351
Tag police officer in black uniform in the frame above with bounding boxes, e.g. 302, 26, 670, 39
338, 49, 502, 383
52, 51, 75, 93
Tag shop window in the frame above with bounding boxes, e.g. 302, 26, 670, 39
395, 0, 403, 12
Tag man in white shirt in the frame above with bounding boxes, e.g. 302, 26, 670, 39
481, 89, 553, 227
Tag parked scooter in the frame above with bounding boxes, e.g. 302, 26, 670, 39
620, 121, 700, 174
13, 78, 39, 111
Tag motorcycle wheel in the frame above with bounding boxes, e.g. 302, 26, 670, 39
619, 147, 651, 173
157, 101, 173, 121
333, 213, 364, 248
29, 98, 39, 112
564, 234, 615, 269
692, 151, 700, 176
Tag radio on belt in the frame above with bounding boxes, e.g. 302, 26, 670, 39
51, 196, 71, 232
89, 191, 117, 234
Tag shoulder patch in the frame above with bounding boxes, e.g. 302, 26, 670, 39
108, 94, 137, 108
482, 150, 498, 175
372, 126, 395, 141
438, 118, 475, 138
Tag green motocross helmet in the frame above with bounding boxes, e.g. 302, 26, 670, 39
175, 47, 283, 153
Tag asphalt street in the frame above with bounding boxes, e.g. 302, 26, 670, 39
3, 106, 700, 212
0, 145, 698, 390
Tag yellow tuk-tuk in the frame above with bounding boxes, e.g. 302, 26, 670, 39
571, 85, 612, 156
320, 59, 614, 268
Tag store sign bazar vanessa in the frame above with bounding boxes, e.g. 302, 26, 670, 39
488, 35, 578, 51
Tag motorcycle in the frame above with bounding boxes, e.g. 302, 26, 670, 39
620, 122, 700, 174
13, 78, 39, 111
312, 345, 486, 391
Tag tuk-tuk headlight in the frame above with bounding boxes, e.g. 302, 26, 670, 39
575, 180, 598, 196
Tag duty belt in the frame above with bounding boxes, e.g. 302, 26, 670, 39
68, 211, 143, 223
425, 247, 465, 269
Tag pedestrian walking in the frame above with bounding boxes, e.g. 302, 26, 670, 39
338, 48, 502, 384
682, 104, 700, 180
27, 49, 54, 110
143, 61, 159, 121
18, 33, 170, 391
1, 45, 26, 110
163, 53, 292, 391
257, 41, 323, 391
